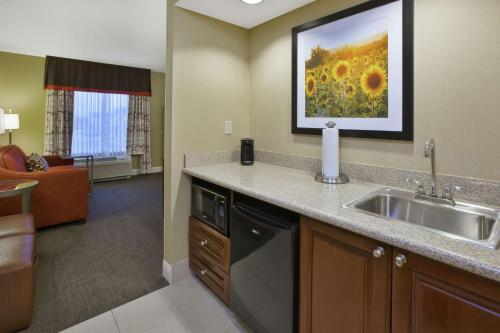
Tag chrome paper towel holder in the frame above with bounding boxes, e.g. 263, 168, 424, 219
315, 173, 349, 185
315, 121, 349, 184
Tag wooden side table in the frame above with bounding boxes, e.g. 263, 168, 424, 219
0, 180, 38, 213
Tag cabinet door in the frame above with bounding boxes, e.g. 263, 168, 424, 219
300, 217, 391, 333
391, 249, 500, 333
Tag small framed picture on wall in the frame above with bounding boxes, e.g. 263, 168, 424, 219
292, 0, 414, 140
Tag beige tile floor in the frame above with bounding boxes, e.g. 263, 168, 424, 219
60, 276, 253, 333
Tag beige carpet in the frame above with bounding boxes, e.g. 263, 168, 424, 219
21, 173, 167, 333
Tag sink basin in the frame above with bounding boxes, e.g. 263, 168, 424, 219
344, 188, 500, 249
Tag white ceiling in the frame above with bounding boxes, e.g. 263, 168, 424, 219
176, 0, 316, 29
0, 0, 166, 72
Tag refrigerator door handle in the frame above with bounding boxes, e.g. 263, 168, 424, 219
231, 204, 287, 232
250, 228, 261, 236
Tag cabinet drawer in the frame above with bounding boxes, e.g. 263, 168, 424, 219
190, 245, 229, 304
189, 216, 230, 273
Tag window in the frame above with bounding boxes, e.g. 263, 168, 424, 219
71, 91, 129, 158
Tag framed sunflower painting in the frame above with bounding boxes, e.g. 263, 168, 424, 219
292, 0, 413, 140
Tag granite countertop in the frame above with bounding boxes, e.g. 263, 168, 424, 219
183, 162, 500, 282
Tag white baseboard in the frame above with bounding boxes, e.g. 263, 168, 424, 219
163, 258, 190, 284
132, 166, 163, 175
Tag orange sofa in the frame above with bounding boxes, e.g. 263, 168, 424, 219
0, 145, 90, 228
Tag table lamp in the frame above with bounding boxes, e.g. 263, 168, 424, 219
4, 109, 20, 144
0, 107, 5, 134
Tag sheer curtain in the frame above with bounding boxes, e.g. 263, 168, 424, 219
71, 91, 129, 158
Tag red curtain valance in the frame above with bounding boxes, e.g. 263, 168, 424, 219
44, 56, 151, 96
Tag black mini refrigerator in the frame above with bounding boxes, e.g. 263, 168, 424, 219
230, 194, 299, 333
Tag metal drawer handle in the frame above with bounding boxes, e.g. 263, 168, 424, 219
251, 229, 261, 236
200, 269, 208, 275
394, 254, 407, 268
373, 247, 385, 258
200, 240, 208, 246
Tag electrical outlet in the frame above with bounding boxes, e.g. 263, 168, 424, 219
224, 120, 232, 135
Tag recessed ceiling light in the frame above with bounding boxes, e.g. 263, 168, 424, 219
241, 0, 264, 4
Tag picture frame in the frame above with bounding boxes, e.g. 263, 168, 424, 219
292, 0, 413, 140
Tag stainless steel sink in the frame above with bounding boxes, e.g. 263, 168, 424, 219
344, 188, 500, 249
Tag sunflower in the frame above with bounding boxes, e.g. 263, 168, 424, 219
360, 65, 387, 98
322, 65, 331, 74
314, 67, 322, 77
332, 60, 351, 81
305, 76, 316, 97
345, 83, 357, 98
319, 71, 330, 84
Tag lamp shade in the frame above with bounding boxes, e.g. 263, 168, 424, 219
0, 108, 4, 134
4, 113, 20, 130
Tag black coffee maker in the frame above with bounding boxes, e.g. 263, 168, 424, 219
240, 138, 254, 166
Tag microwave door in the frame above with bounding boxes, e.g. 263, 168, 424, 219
201, 190, 215, 222
192, 186, 203, 218
191, 184, 228, 235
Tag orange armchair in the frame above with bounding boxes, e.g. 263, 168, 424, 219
0, 145, 90, 228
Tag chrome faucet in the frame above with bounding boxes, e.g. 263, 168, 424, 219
424, 138, 437, 197
407, 177, 463, 206
405, 138, 465, 206
406, 178, 425, 196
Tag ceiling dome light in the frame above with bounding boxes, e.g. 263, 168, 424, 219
241, 0, 264, 4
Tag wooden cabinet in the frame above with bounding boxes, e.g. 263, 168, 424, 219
189, 216, 230, 273
300, 217, 500, 333
300, 216, 392, 333
189, 216, 230, 304
391, 249, 500, 333
190, 244, 230, 304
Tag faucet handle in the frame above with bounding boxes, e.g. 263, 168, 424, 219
442, 185, 463, 199
406, 178, 425, 195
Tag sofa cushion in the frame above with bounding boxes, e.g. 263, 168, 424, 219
0, 146, 28, 172
45, 165, 81, 173
0, 234, 35, 333
0, 234, 35, 273
0, 214, 35, 239
26, 153, 49, 172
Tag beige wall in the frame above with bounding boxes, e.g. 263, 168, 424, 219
151, 71, 166, 167
0, 52, 46, 152
163, 0, 174, 265
164, 6, 250, 263
249, 0, 500, 181
0, 51, 165, 168
163, 0, 500, 265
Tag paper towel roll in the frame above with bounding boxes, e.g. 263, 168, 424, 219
322, 122, 339, 178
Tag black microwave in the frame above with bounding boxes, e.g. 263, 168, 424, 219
191, 180, 229, 236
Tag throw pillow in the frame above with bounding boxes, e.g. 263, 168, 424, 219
26, 153, 49, 172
